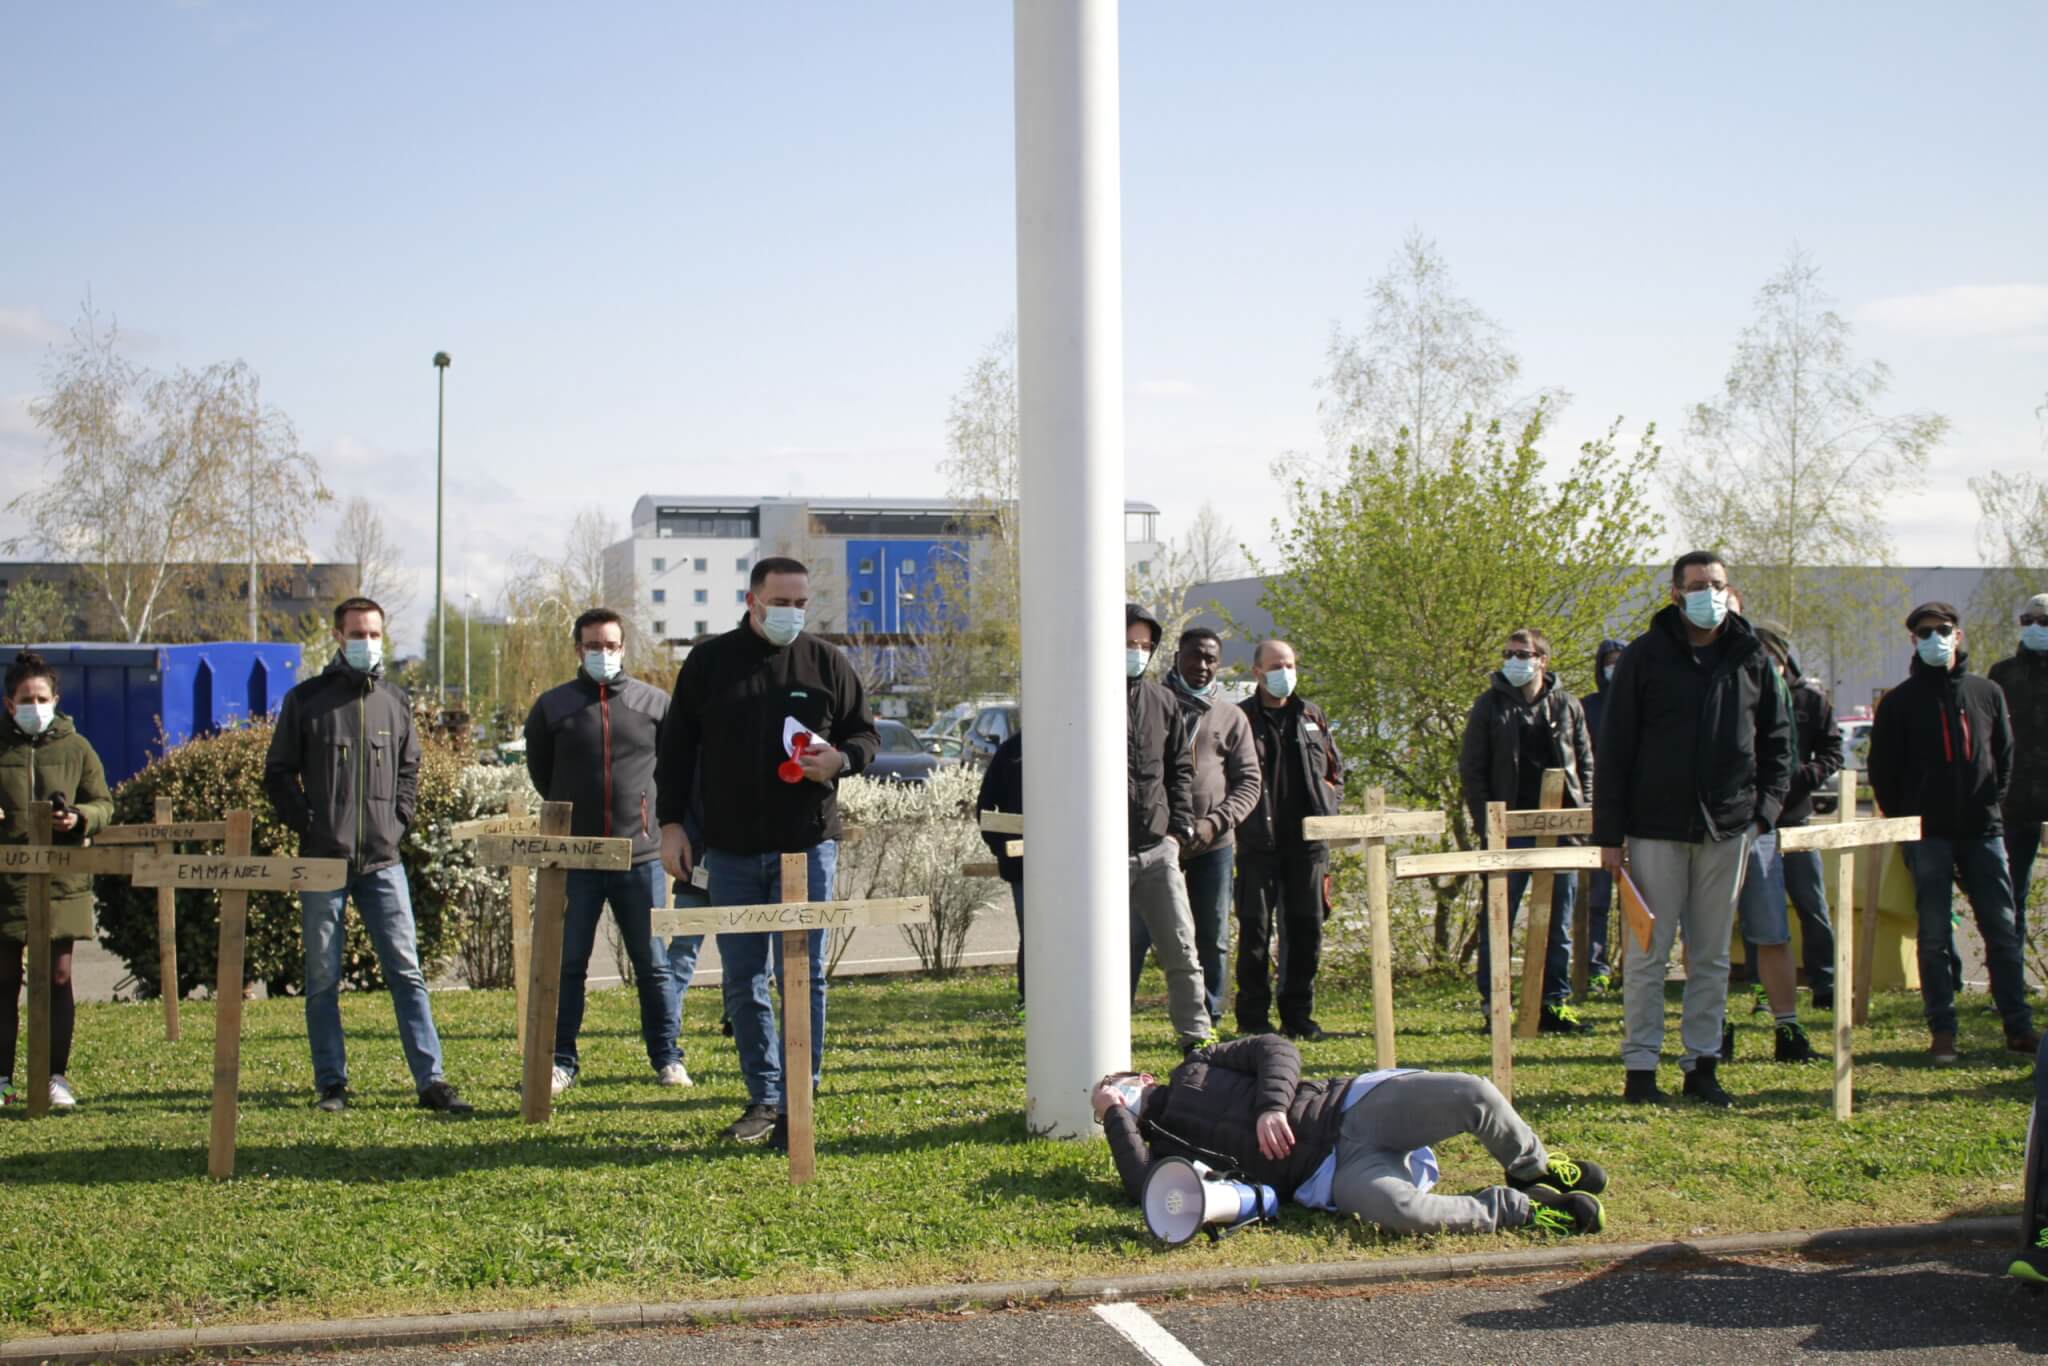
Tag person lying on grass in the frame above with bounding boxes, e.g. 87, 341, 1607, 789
1094, 1034, 1607, 1237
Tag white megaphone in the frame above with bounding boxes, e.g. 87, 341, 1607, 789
1142, 1157, 1280, 1246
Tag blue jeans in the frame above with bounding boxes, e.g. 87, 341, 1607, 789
1904, 836, 2034, 1038
1586, 870, 1613, 978
300, 864, 445, 1093
1475, 837, 1575, 1004
665, 880, 708, 1037
1781, 846, 1834, 993
1131, 844, 1233, 1024
2009, 819, 2043, 947
555, 861, 680, 1075
706, 842, 836, 1109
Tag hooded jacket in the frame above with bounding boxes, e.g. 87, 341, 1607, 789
1581, 638, 1626, 756
263, 654, 422, 874
1988, 643, 2048, 825
1166, 670, 1262, 855
1125, 603, 1196, 852
524, 671, 669, 865
1458, 671, 1594, 842
1, 711, 114, 942
1867, 651, 2014, 840
655, 615, 879, 856
1102, 1034, 1352, 1202
1591, 605, 1796, 847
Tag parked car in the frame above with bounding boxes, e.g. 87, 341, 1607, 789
1838, 716, 1873, 773
866, 719, 941, 784
924, 734, 965, 765
962, 702, 1020, 769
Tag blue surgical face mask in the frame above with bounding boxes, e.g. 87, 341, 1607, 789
1601, 664, 1616, 685
583, 649, 622, 682
1262, 666, 1297, 700
1179, 669, 1218, 699
1125, 648, 1150, 679
1111, 1077, 1147, 1109
1916, 629, 1956, 668
761, 606, 804, 647
2023, 624, 2048, 653
1682, 587, 1729, 630
342, 638, 383, 673
1502, 655, 1539, 687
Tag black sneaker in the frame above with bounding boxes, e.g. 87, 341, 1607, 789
722, 1103, 779, 1144
768, 1111, 790, 1153
1682, 1058, 1733, 1107
1525, 1186, 1605, 1236
1811, 987, 1835, 1013
1538, 1002, 1593, 1035
1238, 1018, 1276, 1037
417, 1081, 474, 1116
1720, 1021, 1737, 1064
1508, 1152, 1608, 1197
1622, 1069, 1666, 1104
315, 1083, 350, 1113
1774, 1020, 1819, 1063
1281, 1021, 1328, 1043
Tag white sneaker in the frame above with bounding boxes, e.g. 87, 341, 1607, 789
49, 1074, 77, 1109
550, 1065, 575, 1096
657, 1062, 693, 1088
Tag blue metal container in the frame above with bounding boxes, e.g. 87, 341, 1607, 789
0, 642, 303, 785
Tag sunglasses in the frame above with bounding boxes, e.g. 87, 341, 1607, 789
1503, 649, 1543, 661
1912, 624, 1956, 640
2023, 615, 2047, 627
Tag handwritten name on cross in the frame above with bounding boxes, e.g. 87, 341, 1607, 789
1777, 768, 1919, 1121
1302, 789, 1446, 1069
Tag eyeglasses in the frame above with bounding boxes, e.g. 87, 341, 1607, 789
1912, 624, 1955, 640
1503, 649, 1543, 661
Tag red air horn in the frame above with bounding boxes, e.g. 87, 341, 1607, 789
779, 731, 814, 784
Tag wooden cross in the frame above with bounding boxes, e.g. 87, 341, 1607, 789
651, 864, 929, 1185
963, 809, 1024, 882
449, 795, 540, 1050
94, 802, 230, 1042
128, 814, 347, 1178
1495, 770, 1589, 1041
1302, 789, 1446, 1069
1394, 800, 1602, 1102
464, 804, 632, 1125
1777, 767, 1919, 1121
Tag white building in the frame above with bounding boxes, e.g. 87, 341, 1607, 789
605, 494, 1164, 655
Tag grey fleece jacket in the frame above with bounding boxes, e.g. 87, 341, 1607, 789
1169, 673, 1263, 856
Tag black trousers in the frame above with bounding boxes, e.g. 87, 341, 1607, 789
1234, 846, 1327, 1031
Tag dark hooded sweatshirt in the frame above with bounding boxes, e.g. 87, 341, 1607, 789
1458, 671, 1594, 842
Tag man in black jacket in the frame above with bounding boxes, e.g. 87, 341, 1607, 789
1459, 626, 1594, 1034
975, 731, 1026, 1006
1125, 603, 1209, 1049
1235, 639, 1345, 1040
1580, 638, 1626, 993
1868, 601, 2038, 1063
264, 597, 470, 1115
656, 558, 880, 1144
1988, 591, 2048, 944
1593, 552, 1796, 1107
1094, 1035, 1606, 1236
524, 608, 684, 1096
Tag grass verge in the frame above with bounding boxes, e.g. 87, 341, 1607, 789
0, 964, 2032, 1336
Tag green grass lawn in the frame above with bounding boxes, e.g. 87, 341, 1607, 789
0, 964, 2035, 1337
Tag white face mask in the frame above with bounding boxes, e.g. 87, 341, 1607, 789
1125, 648, 1150, 679
12, 701, 55, 736
1681, 587, 1729, 630
583, 649, 622, 682
761, 605, 805, 647
1502, 655, 1539, 688
1601, 664, 1616, 685
1262, 666, 1297, 700
342, 638, 383, 673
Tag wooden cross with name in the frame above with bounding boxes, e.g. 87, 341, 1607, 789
127, 813, 347, 1179
1493, 769, 1592, 1040
1776, 768, 1919, 1121
449, 795, 541, 1051
1302, 789, 1446, 1069
1394, 800, 1603, 1102
650, 862, 929, 1186
93, 802, 230, 1042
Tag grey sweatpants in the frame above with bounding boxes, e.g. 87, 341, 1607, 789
1621, 833, 1751, 1072
1331, 1072, 1548, 1234
1129, 839, 1210, 1042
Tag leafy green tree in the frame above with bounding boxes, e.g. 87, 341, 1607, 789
0, 577, 71, 642
1263, 409, 1663, 961
1970, 468, 2048, 649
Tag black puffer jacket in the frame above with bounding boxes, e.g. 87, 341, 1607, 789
524, 672, 669, 865
1988, 645, 2048, 825
1591, 606, 1796, 847
1103, 1035, 1351, 1201
1868, 652, 2014, 839
1127, 675, 1195, 852
1778, 674, 1844, 828
1236, 696, 1344, 854
1458, 672, 1594, 841
263, 655, 421, 874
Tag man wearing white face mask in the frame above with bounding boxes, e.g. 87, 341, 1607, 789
1869, 601, 2036, 1064
265, 597, 471, 1115
524, 608, 683, 1095
1235, 639, 1345, 1039
1592, 552, 1795, 1107
656, 558, 879, 1146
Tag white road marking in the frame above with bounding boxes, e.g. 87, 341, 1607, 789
1093, 1301, 1208, 1366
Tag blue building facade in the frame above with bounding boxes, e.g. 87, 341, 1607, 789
841, 538, 970, 636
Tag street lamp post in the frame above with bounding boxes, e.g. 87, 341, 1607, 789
432, 351, 451, 709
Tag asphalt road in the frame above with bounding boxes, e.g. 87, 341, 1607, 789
305, 1246, 2048, 1365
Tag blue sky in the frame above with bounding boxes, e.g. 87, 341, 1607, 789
3, 1, 2044, 648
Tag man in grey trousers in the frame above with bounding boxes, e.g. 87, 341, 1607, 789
1592, 551, 1796, 1107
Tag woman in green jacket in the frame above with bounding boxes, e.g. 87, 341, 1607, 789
1, 651, 113, 1110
